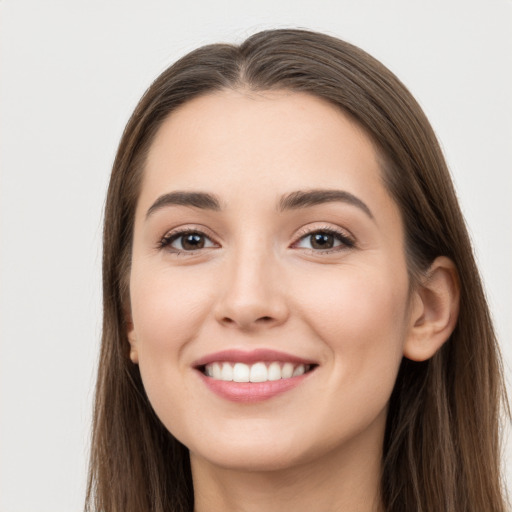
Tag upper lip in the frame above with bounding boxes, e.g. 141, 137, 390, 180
192, 349, 318, 368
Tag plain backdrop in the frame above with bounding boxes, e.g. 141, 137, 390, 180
1, 1, 511, 510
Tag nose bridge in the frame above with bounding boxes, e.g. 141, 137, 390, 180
215, 232, 288, 329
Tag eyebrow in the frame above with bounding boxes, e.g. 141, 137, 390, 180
278, 189, 374, 219
145, 188, 373, 219
146, 191, 222, 219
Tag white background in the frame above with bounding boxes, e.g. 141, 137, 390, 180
1, 1, 511, 510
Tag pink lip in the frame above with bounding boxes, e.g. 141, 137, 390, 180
192, 348, 317, 367
192, 349, 318, 403
197, 371, 312, 403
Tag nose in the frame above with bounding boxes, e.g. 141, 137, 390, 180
214, 246, 289, 331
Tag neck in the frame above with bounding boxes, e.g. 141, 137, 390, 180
191, 418, 385, 512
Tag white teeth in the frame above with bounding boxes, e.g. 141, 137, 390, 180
282, 362, 294, 379
267, 362, 282, 381
203, 361, 312, 382
250, 362, 268, 382
221, 362, 233, 381
233, 362, 250, 382
292, 364, 306, 377
212, 362, 222, 379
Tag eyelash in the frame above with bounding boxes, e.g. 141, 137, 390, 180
292, 226, 356, 254
158, 226, 356, 255
157, 228, 218, 255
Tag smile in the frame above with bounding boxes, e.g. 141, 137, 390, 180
193, 349, 318, 402
204, 361, 313, 382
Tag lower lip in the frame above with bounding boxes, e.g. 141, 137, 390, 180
197, 371, 311, 403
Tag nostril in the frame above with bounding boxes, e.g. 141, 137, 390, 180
219, 315, 278, 330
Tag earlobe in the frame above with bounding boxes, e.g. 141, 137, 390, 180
126, 317, 139, 364
403, 256, 460, 362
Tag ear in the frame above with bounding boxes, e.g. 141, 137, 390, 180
126, 312, 139, 364
403, 256, 460, 361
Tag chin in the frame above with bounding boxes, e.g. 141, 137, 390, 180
193, 446, 304, 473
187, 431, 310, 473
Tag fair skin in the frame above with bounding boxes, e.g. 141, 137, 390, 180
127, 90, 459, 512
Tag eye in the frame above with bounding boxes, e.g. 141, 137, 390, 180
293, 229, 355, 252
159, 230, 218, 252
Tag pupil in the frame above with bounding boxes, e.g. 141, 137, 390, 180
182, 233, 204, 250
311, 232, 334, 249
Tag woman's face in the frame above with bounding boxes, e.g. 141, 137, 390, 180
128, 90, 416, 472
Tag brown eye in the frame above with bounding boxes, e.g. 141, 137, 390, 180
294, 229, 355, 252
180, 233, 206, 250
310, 232, 335, 249
160, 231, 217, 252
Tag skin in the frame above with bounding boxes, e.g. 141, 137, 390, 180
127, 90, 459, 512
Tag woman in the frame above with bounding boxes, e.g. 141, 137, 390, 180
86, 29, 509, 512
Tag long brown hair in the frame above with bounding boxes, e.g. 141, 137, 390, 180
86, 29, 509, 512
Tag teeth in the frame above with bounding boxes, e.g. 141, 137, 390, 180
212, 362, 222, 379
282, 362, 294, 379
233, 362, 250, 382
292, 365, 305, 377
203, 361, 311, 382
221, 362, 233, 381
267, 362, 282, 381
250, 362, 267, 382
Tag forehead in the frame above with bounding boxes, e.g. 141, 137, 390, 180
140, 89, 392, 216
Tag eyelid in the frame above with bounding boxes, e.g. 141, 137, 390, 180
290, 223, 356, 252
157, 225, 221, 253
155, 222, 356, 255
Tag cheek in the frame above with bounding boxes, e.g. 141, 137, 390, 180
299, 262, 408, 331
288, 266, 409, 441
294, 264, 409, 386
130, 264, 210, 350
128, 266, 214, 427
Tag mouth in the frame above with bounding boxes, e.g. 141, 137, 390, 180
193, 349, 318, 402
199, 361, 316, 382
